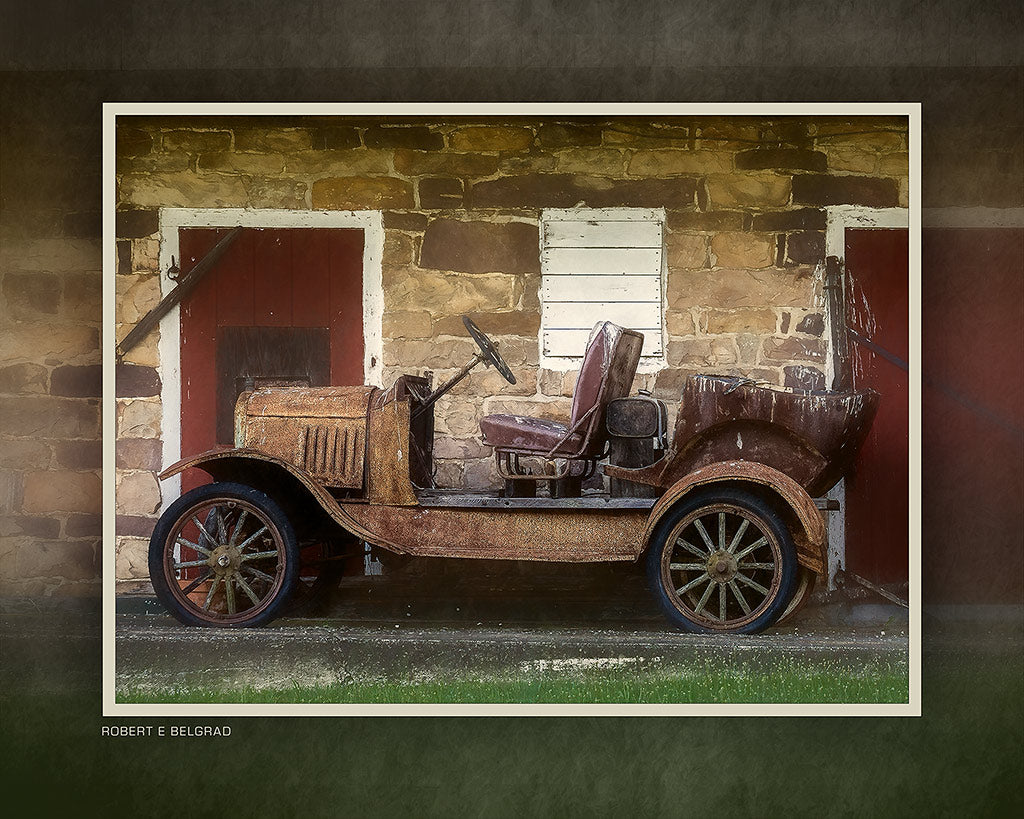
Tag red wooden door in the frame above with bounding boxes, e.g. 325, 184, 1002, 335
179, 227, 364, 492
842, 228, 910, 584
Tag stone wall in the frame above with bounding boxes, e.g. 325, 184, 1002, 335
106, 115, 909, 578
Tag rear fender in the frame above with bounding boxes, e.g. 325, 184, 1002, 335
642, 460, 826, 574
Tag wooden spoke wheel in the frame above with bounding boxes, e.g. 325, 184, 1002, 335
148, 482, 299, 628
646, 487, 798, 635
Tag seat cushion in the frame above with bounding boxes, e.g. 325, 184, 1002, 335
479, 414, 584, 455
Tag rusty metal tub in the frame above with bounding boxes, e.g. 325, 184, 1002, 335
606, 374, 879, 496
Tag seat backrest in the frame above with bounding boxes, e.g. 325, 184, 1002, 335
569, 321, 645, 453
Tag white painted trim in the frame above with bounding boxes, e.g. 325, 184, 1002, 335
821, 205, 917, 592
539, 207, 668, 373
156, 208, 384, 509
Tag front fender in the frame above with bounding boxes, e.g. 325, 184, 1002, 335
158, 448, 386, 546
642, 460, 826, 574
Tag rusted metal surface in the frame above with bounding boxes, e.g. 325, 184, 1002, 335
641, 460, 826, 575
606, 395, 667, 498
340, 503, 647, 562
825, 254, 853, 391
239, 386, 374, 489
366, 383, 419, 506
606, 374, 878, 497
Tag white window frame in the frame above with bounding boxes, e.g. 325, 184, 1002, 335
539, 207, 667, 373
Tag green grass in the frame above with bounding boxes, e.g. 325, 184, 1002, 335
119, 657, 909, 704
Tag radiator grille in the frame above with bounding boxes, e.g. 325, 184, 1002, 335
300, 424, 364, 487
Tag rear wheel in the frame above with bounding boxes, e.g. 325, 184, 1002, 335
148, 482, 299, 627
645, 487, 799, 634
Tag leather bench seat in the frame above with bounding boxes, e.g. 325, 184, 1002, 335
478, 414, 584, 456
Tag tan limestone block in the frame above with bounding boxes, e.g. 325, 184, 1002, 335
710, 232, 774, 269
115, 469, 162, 516
312, 177, 413, 210
825, 146, 877, 174
707, 174, 791, 208
627, 149, 733, 176
240, 177, 308, 209
666, 310, 696, 336
0, 238, 102, 273
115, 536, 150, 581
666, 233, 708, 270
119, 172, 249, 208
284, 150, 391, 176
666, 339, 737, 367
116, 274, 161, 325
131, 239, 160, 272
554, 148, 628, 175
705, 308, 779, 334
382, 310, 433, 339
117, 398, 162, 439
384, 269, 517, 315
23, 469, 102, 514
668, 267, 815, 310
449, 126, 534, 152
0, 324, 98, 366
878, 152, 910, 176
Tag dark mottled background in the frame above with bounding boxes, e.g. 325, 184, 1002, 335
1, 1, 1021, 815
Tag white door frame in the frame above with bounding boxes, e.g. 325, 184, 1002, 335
156, 208, 384, 509
821, 205, 911, 588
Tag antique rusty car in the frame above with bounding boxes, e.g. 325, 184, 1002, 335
149, 317, 878, 634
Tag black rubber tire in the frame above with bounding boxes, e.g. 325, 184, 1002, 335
645, 486, 799, 635
148, 482, 300, 628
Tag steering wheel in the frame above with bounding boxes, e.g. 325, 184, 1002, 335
463, 316, 516, 384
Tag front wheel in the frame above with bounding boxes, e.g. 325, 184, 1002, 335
645, 487, 799, 635
148, 482, 300, 627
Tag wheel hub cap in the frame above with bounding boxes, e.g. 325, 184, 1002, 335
707, 550, 738, 583
209, 545, 240, 576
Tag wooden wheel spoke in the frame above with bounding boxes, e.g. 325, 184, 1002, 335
726, 519, 749, 554
181, 568, 211, 596
228, 509, 249, 548
215, 509, 228, 544
718, 512, 726, 550
235, 526, 270, 553
693, 519, 716, 553
739, 561, 776, 570
675, 537, 707, 558
240, 550, 279, 562
693, 580, 717, 617
193, 516, 220, 550
676, 572, 712, 595
234, 573, 262, 606
242, 565, 275, 583
224, 577, 236, 615
203, 577, 221, 610
734, 536, 768, 561
735, 573, 769, 596
729, 580, 752, 615
719, 583, 726, 621
669, 562, 707, 571
176, 535, 211, 556
174, 558, 211, 570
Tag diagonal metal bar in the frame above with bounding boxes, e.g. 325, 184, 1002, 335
116, 226, 243, 360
